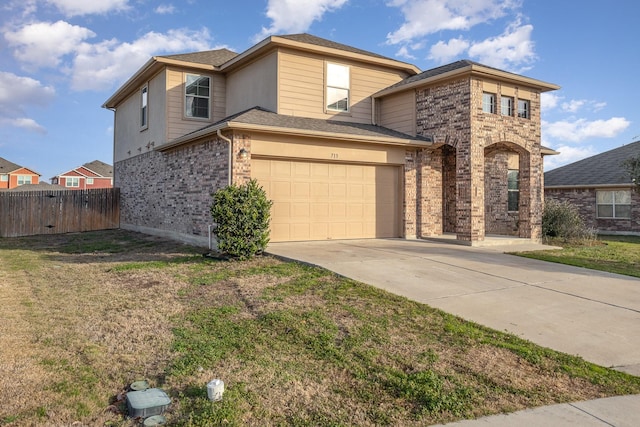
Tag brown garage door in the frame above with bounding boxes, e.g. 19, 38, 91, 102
252, 158, 400, 242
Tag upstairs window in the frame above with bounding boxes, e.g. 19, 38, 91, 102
507, 169, 519, 211
87, 178, 94, 185
185, 74, 210, 119
326, 63, 350, 112
597, 190, 631, 218
482, 92, 496, 113
501, 96, 513, 116
517, 99, 530, 119
140, 85, 148, 128
0, 174, 7, 182
66, 177, 79, 187
17, 175, 32, 185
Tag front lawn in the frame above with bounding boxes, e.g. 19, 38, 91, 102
516, 235, 640, 278
1, 230, 639, 426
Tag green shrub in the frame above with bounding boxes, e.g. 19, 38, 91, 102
211, 179, 273, 259
542, 199, 594, 242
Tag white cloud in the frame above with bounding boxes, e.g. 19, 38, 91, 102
560, 99, 607, 114
0, 117, 47, 134
386, 0, 518, 45
44, 0, 129, 16
4, 20, 95, 68
0, 72, 53, 133
541, 92, 561, 111
71, 28, 214, 90
395, 46, 416, 59
467, 19, 535, 70
155, 4, 176, 14
255, 0, 348, 41
544, 117, 630, 142
428, 36, 470, 63
561, 99, 585, 113
0, 71, 55, 116
543, 144, 597, 171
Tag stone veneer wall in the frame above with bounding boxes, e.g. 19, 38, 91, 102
413, 76, 544, 242
545, 188, 640, 234
470, 78, 543, 241
415, 78, 472, 239
484, 150, 519, 235
115, 133, 252, 246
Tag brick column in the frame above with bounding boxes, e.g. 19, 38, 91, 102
231, 132, 251, 185
420, 148, 443, 236
404, 149, 418, 238
456, 136, 485, 243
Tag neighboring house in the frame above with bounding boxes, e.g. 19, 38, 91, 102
51, 160, 114, 189
6, 183, 66, 191
0, 157, 40, 189
103, 33, 559, 246
545, 140, 640, 235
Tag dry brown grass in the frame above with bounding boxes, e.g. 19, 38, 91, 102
1, 230, 638, 426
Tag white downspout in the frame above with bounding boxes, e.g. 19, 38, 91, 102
217, 129, 232, 186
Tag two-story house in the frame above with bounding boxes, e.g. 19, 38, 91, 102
103, 33, 559, 246
51, 160, 114, 190
0, 157, 41, 189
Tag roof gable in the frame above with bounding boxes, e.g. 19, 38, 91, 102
83, 160, 113, 178
545, 140, 640, 187
159, 48, 238, 66
375, 59, 559, 97
0, 156, 23, 174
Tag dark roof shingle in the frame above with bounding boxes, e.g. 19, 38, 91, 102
182, 106, 431, 143
0, 156, 23, 174
83, 160, 113, 178
160, 48, 238, 66
545, 140, 640, 186
277, 33, 400, 62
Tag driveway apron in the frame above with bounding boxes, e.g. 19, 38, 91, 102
267, 238, 640, 376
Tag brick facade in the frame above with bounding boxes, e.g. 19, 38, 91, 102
545, 188, 640, 234
115, 136, 231, 244
412, 77, 544, 243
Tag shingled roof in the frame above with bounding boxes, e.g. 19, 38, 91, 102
161, 106, 432, 150
0, 156, 21, 174
83, 160, 113, 178
160, 48, 238, 66
545, 140, 640, 187
278, 33, 399, 62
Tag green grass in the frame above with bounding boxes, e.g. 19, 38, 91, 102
2, 230, 640, 426
516, 235, 640, 278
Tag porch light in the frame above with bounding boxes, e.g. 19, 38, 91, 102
238, 148, 249, 159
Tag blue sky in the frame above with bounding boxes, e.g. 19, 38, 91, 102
1, 0, 638, 181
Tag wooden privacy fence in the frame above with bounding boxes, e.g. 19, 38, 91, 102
0, 188, 120, 237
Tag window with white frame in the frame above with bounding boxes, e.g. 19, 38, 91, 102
185, 74, 210, 119
507, 169, 519, 211
17, 175, 32, 185
517, 99, 530, 119
597, 190, 631, 218
66, 177, 80, 187
326, 63, 350, 112
501, 96, 513, 116
140, 85, 148, 128
87, 178, 94, 185
482, 92, 496, 113
0, 174, 7, 182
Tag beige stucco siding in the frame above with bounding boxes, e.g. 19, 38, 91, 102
114, 70, 166, 162
166, 68, 225, 141
277, 49, 409, 124
250, 133, 406, 165
226, 52, 277, 116
377, 90, 416, 135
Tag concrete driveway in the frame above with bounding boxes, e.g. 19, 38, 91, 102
267, 238, 640, 375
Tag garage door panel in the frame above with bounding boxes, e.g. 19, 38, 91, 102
253, 158, 399, 242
